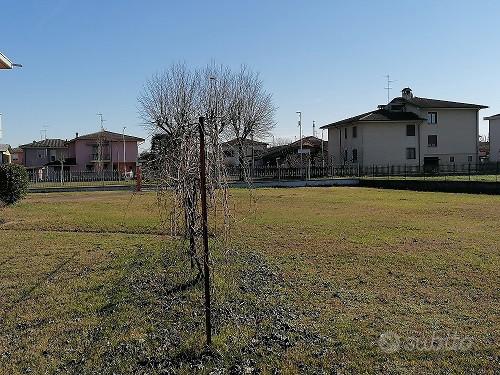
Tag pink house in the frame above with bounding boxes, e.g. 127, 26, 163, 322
67, 130, 144, 173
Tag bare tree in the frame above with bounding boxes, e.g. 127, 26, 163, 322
138, 62, 274, 344
226, 66, 276, 168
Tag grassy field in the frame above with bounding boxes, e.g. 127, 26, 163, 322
0, 188, 498, 374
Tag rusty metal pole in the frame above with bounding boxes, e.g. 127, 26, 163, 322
198, 116, 212, 345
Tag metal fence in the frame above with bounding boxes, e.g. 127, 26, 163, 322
226, 163, 500, 183
28, 170, 135, 188
28, 163, 500, 190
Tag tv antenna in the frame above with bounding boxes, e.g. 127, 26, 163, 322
385, 74, 397, 103
40, 125, 48, 140
312, 120, 316, 138
96, 113, 106, 171
97, 113, 106, 131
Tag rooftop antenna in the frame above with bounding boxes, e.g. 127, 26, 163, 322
385, 74, 397, 104
97, 113, 106, 131
96, 113, 106, 171
312, 120, 316, 138
40, 125, 48, 140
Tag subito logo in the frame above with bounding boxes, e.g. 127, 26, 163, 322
378, 331, 400, 353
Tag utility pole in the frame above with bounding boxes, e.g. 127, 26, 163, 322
198, 116, 212, 346
0, 113, 3, 141
96, 113, 106, 183
122, 126, 126, 177
297, 111, 302, 168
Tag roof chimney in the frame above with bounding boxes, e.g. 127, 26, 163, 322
75, 132, 79, 139
402, 87, 413, 100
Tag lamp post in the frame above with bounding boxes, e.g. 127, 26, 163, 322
296, 111, 303, 171
0, 52, 22, 69
122, 126, 126, 177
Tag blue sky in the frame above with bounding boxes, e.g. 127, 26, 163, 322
1, 0, 499, 148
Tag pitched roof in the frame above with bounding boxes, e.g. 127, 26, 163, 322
484, 114, 500, 120
20, 139, 68, 149
321, 109, 425, 129
0, 144, 11, 152
391, 96, 487, 109
71, 130, 144, 142
262, 136, 327, 158
223, 138, 268, 147
10, 147, 23, 153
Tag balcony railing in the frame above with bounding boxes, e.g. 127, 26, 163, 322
90, 153, 111, 161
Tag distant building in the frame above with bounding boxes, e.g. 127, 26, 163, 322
221, 138, 268, 167
321, 88, 487, 168
261, 136, 328, 167
10, 147, 24, 165
0, 144, 12, 164
19, 139, 70, 172
67, 130, 144, 173
485, 114, 500, 162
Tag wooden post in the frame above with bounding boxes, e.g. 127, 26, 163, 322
198, 116, 212, 345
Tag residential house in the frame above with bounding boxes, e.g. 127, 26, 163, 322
67, 130, 144, 173
0, 144, 12, 164
19, 139, 70, 172
260, 136, 328, 167
321, 88, 487, 168
222, 138, 268, 167
10, 147, 24, 165
484, 114, 500, 162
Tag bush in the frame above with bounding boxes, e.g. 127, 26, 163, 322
0, 164, 29, 205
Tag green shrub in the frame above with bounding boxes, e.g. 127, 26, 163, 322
0, 164, 29, 205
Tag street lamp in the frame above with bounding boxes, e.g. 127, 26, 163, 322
0, 52, 22, 69
296, 111, 303, 169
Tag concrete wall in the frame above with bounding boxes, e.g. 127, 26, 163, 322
489, 118, 500, 162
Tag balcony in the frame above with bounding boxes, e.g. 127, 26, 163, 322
90, 153, 111, 162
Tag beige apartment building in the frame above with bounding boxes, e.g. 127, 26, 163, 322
321, 88, 487, 168
485, 114, 500, 162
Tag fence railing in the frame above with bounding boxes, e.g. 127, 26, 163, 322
28, 170, 135, 188
225, 163, 500, 182
28, 163, 500, 189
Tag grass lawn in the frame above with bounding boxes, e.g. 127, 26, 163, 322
0, 188, 498, 374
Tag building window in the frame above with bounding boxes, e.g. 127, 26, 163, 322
406, 147, 416, 160
344, 128, 347, 139
468, 155, 473, 162
450, 156, 455, 163
352, 149, 358, 162
352, 126, 357, 138
406, 124, 416, 136
344, 149, 348, 161
428, 135, 438, 147
427, 112, 438, 124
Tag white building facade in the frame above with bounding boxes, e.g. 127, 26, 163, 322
485, 114, 500, 162
321, 88, 487, 168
